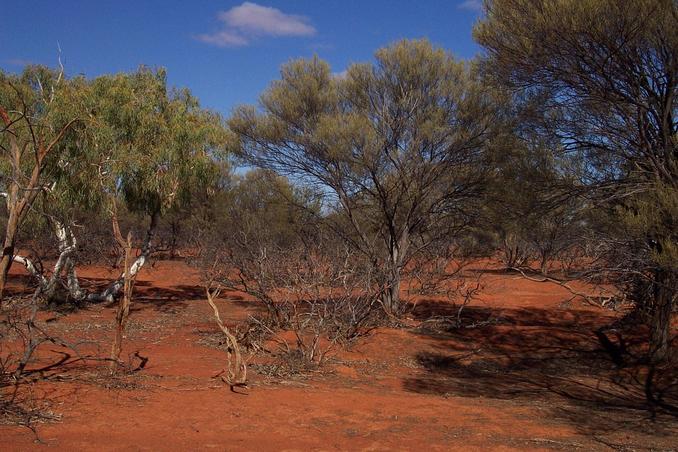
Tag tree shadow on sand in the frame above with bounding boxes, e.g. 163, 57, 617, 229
126, 284, 252, 314
403, 301, 678, 440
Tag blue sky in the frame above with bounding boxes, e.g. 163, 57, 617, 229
1, 1, 484, 116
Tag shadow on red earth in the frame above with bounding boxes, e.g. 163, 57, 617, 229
404, 301, 678, 440
125, 285, 252, 314
6, 271, 254, 316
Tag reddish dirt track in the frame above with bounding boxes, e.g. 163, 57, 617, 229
1, 260, 676, 451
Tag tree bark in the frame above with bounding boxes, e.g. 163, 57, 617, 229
12, 255, 48, 288
6, 211, 159, 304
0, 203, 22, 299
64, 257, 85, 300
540, 252, 549, 276
110, 232, 135, 372
381, 229, 409, 315
382, 271, 402, 315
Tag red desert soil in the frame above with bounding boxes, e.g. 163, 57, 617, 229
2, 260, 676, 451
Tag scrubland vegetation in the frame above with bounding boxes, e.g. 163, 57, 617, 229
1, 0, 676, 449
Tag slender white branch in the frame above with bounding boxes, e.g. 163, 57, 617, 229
89, 254, 147, 303
12, 255, 48, 288
43, 224, 78, 297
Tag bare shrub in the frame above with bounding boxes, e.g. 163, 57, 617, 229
200, 223, 383, 369
416, 274, 486, 334
498, 232, 531, 269
0, 293, 97, 434
405, 243, 476, 302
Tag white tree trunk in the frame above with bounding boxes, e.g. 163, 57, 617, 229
11, 220, 77, 298
64, 257, 85, 300
10, 212, 158, 304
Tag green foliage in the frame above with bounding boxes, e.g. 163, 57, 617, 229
1, 64, 230, 301
0, 66, 88, 199
475, 0, 677, 269
615, 183, 678, 270
86, 67, 227, 216
475, 0, 677, 187
2, 65, 226, 222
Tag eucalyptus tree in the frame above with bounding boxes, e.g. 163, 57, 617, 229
4, 67, 225, 303
0, 66, 86, 299
229, 39, 497, 314
78, 68, 225, 302
475, 0, 677, 360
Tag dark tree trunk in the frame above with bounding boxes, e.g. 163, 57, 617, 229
381, 229, 409, 316
540, 252, 549, 276
650, 269, 677, 362
649, 268, 676, 363
382, 271, 402, 315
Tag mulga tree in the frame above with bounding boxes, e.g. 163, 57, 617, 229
229, 39, 497, 315
475, 0, 677, 360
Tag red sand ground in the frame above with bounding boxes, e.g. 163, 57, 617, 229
1, 260, 676, 451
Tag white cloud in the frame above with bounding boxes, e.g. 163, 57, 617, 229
195, 30, 248, 47
457, 0, 483, 11
332, 70, 347, 80
220, 2, 316, 37
197, 2, 316, 47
